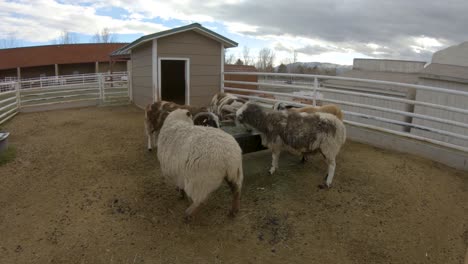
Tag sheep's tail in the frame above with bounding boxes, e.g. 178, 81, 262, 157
227, 160, 244, 191
337, 108, 344, 121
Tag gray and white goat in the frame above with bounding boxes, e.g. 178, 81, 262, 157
236, 102, 346, 188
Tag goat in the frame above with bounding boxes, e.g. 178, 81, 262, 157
237, 102, 346, 189
144, 101, 219, 151
209, 92, 247, 121
157, 109, 243, 221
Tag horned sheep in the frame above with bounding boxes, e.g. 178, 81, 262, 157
144, 101, 220, 151
236, 102, 346, 188
209, 92, 247, 121
157, 109, 243, 221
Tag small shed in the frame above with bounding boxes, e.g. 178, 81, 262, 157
112, 23, 238, 108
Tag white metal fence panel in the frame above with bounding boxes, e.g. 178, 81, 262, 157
0, 72, 129, 123
222, 71, 468, 153
0, 81, 19, 125
412, 79, 468, 147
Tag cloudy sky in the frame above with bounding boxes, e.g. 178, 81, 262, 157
1, 0, 466, 65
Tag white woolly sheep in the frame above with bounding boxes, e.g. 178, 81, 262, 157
157, 109, 243, 220
237, 102, 346, 189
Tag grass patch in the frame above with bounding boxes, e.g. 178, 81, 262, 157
0, 146, 16, 166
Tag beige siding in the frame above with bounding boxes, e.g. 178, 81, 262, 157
157, 31, 221, 107
131, 41, 153, 108
412, 78, 468, 147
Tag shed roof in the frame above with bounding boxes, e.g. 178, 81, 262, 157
111, 23, 238, 56
0, 43, 128, 70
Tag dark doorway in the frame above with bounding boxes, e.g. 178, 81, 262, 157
160, 60, 186, 105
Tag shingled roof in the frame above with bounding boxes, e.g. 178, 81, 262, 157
111, 23, 238, 57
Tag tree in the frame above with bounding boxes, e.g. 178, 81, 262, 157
277, 63, 287, 73
235, 59, 244, 65
242, 46, 253, 65
296, 64, 305, 74
0, 33, 21, 49
256, 47, 276, 72
93, 28, 116, 43
56, 30, 79, 44
225, 50, 236, 64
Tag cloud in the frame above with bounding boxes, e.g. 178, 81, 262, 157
0, 0, 168, 42
1, 0, 467, 62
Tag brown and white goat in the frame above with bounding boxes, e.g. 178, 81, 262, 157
144, 101, 219, 151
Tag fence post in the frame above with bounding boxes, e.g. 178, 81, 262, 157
15, 81, 21, 109
99, 74, 104, 103
127, 71, 132, 102
313, 77, 318, 106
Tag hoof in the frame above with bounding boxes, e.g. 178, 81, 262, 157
228, 209, 238, 218
269, 168, 276, 175
148, 148, 152, 152
318, 183, 331, 190
183, 215, 193, 223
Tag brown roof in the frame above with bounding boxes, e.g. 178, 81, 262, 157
0, 43, 128, 70
224, 64, 257, 72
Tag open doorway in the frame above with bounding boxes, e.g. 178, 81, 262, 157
159, 59, 189, 105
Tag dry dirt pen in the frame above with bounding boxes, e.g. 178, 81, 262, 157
0, 105, 467, 264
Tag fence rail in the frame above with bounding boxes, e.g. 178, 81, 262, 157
222, 71, 468, 153
0, 72, 129, 125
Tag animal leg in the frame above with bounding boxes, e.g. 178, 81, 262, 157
176, 187, 186, 200
225, 179, 241, 217
269, 149, 281, 175
300, 155, 307, 164
319, 158, 336, 189
184, 201, 201, 222
147, 134, 152, 151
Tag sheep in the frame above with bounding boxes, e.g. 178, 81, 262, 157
273, 102, 344, 121
272, 102, 345, 163
144, 101, 220, 151
209, 92, 247, 121
236, 102, 346, 189
193, 111, 220, 128
157, 109, 243, 221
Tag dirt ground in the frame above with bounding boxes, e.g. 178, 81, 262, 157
0, 105, 467, 264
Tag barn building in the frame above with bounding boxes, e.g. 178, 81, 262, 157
111, 23, 238, 108
0, 43, 128, 80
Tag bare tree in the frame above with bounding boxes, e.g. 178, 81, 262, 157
57, 30, 79, 44
93, 28, 116, 43
235, 59, 244, 65
225, 50, 236, 64
242, 46, 253, 66
0, 33, 21, 49
256, 48, 276, 72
